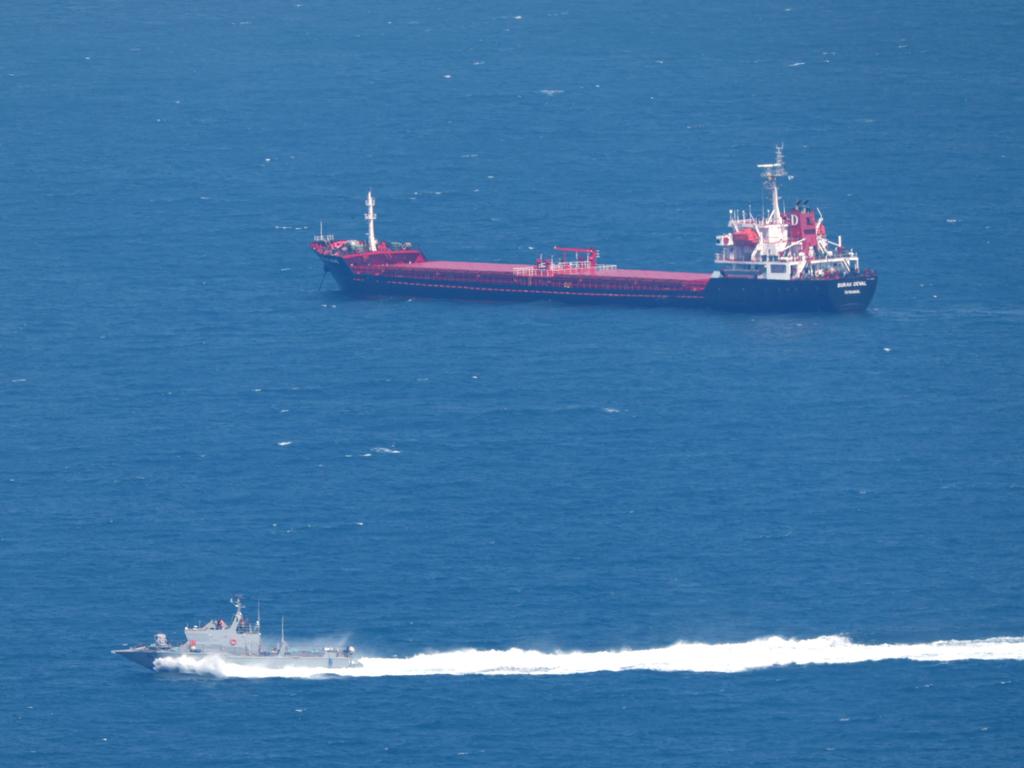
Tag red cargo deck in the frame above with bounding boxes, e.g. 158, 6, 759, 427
355, 258, 711, 300
384, 260, 709, 285
312, 233, 712, 302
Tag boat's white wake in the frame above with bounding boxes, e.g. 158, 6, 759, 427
153, 635, 1024, 679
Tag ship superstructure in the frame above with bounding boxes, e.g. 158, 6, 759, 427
714, 145, 862, 281
311, 150, 876, 312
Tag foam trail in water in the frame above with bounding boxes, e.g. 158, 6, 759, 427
154, 635, 1024, 679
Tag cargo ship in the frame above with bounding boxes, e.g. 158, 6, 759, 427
311, 148, 877, 312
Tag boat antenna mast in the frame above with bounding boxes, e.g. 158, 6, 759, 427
365, 190, 378, 251
757, 144, 787, 222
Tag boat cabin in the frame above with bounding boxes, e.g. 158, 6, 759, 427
183, 596, 261, 655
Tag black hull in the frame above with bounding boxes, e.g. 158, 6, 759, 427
704, 274, 878, 313
321, 259, 877, 313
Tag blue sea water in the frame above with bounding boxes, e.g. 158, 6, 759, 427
2, 0, 1023, 764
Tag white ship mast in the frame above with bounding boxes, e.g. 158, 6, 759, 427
365, 190, 378, 251
757, 144, 787, 223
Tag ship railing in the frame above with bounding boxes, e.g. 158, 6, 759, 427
716, 254, 773, 263
313, 233, 336, 243
513, 262, 618, 278
547, 261, 593, 273
718, 252, 817, 264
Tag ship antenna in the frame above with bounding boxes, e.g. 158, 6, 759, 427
256, 601, 261, 632
365, 190, 378, 252
757, 144, 787, 222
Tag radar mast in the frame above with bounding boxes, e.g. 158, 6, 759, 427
757, 144, 787, 222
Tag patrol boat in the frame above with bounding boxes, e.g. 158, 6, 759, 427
112, 597, 359, 671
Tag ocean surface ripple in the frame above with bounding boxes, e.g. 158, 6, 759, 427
2, 1, 1023, 766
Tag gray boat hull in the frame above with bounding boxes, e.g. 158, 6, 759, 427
112, 647, 361, 671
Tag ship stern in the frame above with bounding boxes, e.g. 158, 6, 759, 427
705, 272, 878, 312
827, 273, 878, 312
